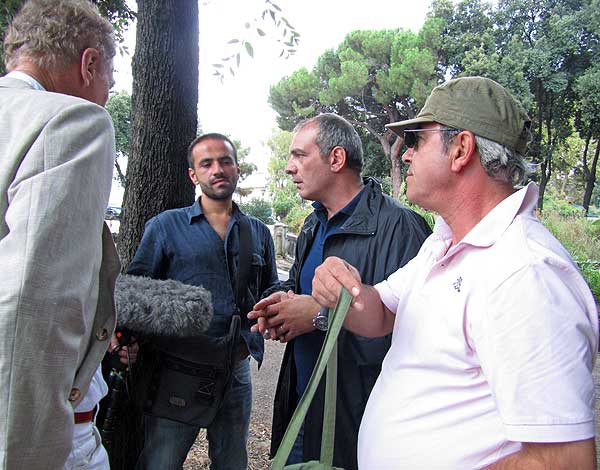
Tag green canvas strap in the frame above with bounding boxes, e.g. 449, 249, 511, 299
271, 288, 352, 470
320, 339, 337, 465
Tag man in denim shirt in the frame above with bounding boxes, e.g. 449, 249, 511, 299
129, 133, 279, 470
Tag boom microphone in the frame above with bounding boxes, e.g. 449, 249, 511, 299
114, 274, 213, 337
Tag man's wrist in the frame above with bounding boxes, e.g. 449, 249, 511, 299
312, 307, 329, 331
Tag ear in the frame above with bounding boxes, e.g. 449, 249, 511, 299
329, 146, 347, 173
188, 167, 199, 185
449, 130, 477, 174
80, 48, 101, 87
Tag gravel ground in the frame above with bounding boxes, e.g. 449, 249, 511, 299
183, 340, 286, 470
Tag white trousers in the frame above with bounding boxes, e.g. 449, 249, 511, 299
64, 422, 109, 470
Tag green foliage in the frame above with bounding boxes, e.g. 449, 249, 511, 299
211, 0, 300, 82
284, 204, 312, 234
397, 183, 437, 230
106, 91, 131, 156
266, 128, 302, 220
105, 90, 131, 189
539, 208, 600, 301
0, 0, 23, 74
543, 191, 584, 216
272, 192, 298, 220
239, 197, 274, 225
269, 68, 320, 130
226, 135, 256, 183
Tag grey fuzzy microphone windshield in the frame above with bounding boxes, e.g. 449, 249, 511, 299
114, 274, 213, 337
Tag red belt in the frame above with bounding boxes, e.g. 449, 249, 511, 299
74, 406, 96, 424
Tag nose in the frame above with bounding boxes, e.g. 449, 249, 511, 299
211, 160, 226, 174
284, 157, 295, 175
401, 148, 413, 164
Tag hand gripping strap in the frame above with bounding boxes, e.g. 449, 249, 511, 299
271, 288, 352, 470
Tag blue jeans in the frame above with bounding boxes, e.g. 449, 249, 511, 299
135, 359, 252, 470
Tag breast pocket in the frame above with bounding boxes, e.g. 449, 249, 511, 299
245, 253, 266, 303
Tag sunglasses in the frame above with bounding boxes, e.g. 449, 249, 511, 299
403, 128, 457, 149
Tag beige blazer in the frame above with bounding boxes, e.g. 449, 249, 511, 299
0, 76, 120, 470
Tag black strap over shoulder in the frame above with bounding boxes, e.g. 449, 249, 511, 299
234, 216, 252, 315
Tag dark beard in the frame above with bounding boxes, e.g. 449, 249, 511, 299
199, 178, 237, 200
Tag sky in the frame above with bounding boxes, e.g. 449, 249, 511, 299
110, 0, 431, 203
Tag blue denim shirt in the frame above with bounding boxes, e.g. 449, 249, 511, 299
127, 199, 279, 366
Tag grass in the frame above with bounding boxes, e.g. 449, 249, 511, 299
539, 209, 600, 302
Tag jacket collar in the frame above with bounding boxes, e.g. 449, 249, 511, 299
0, 75, 37, 90
302, 176, 382, 238
4, 71, 45, 91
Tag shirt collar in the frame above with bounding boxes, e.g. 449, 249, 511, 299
187, 198, 241, 224
6, 71, 45, 91
312, 185, 366, 224
433, 182, 538, 249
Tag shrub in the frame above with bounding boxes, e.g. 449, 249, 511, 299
239, 198, 274, 225
539, 209, 600, 302
284, 205, 312, 234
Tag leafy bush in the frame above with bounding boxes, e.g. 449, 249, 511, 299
284, 205, 312, 234
539, 209, 600, 302
397, 191, 437, 230
272, 192, 298, 221
239, 198, 274, 225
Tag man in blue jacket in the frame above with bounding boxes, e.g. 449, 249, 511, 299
248, 114, 431, 469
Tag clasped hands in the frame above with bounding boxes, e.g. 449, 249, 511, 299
247, 291, 320, 343
247, 256, 364, 343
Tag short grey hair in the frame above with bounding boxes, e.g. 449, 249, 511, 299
4, 0, 115, 72
441, 129, 530, 187
294, 113, 363, 172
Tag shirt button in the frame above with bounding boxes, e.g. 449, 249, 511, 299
96, 328, 109, 341
68, 388, 81, 402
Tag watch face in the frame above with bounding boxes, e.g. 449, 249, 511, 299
314, 315, 328, 331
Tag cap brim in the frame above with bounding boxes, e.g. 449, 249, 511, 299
385, 116, 436, 136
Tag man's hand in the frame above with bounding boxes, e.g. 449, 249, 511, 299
312, 256, 363, 310
248, 292, 320, 342
485, 439, 596, 470
248, 291, 292, 339
109, 334, 139, 367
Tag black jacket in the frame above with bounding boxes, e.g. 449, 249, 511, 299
268, 177, 432, 469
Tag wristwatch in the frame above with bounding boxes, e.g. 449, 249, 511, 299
312, 307, 329, 332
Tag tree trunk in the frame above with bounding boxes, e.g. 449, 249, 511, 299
117, 0, 198, 270
390, 135, 403, 199
582, 140, 599, 214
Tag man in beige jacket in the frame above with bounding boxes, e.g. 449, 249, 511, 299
0, 1, 120, 468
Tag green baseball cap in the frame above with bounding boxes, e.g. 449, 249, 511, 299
386, 76, 531, 154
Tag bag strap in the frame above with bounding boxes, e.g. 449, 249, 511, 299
234, 215, 252, 315
271, 288, 352, 470
320, 337, 337, 465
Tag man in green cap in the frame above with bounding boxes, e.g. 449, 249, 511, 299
310, 77, 598, 469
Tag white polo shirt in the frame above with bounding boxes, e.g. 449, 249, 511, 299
359, 183, 598, 470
